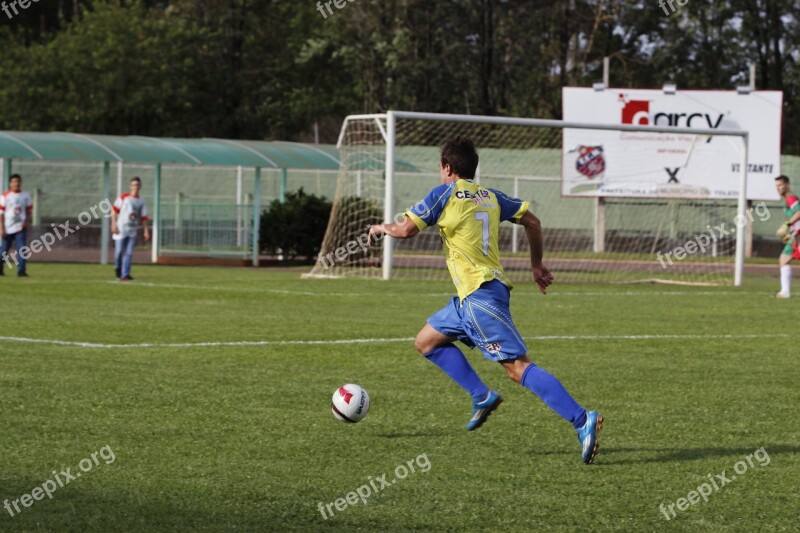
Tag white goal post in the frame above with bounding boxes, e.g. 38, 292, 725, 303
310, 111, 749, 285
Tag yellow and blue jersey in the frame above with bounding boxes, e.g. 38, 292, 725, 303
405, 179, 529, 301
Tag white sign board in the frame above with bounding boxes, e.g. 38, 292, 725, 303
561, 87, 783, 200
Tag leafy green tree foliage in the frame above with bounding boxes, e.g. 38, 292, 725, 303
0, 1, 217, 136
0, 0, 797, 152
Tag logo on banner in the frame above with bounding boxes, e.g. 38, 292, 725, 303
620, 95, 650, 125
619, 92, 726, 129
575, 145, 605, 178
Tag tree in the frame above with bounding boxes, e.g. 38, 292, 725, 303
0, 0, 797, 153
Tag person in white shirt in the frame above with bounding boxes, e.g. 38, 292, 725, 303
111, 177, 150, 281
0, 174, 33, 277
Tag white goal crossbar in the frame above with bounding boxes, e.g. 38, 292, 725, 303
331, 111, 749, 285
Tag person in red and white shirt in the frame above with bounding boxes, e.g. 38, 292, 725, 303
0, 174, 33, 277
775, 175, 800, 298
111, 177, 150, 281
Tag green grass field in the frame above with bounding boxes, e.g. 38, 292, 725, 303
1, 264, 798, 531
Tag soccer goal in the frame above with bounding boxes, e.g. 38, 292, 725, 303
306, 111, 749, 285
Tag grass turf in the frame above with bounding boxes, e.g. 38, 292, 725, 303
0, 264, 798, 531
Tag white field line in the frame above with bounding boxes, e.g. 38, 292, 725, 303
107, 281, 335, 297
0, 333, 787, 350
542, 291, 744, 296
0, 336, 416, 349
17, 280, 748, 298
106, 281, 454, 298
108, 281, 747, 298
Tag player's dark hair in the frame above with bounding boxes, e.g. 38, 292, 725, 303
130, 176, 141, 184
775, 175, 790, 184
441, 136, 479, 179
9, 173, 21, 182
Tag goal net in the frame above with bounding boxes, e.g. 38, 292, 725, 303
307, 112, 748, 285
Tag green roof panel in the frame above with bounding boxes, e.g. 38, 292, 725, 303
0, 131, 345, 170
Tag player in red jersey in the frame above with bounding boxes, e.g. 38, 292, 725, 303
774, 175, 800, 298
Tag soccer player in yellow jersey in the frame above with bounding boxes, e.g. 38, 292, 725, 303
369, 137, 603, 464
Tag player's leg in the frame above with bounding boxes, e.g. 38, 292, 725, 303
777, 246, 793, 298
498, 356, 587, 429
113, 238, 124, 279
14, 230, 27, 275
0, 233, 10, 275
417, 301, 501, 430
465, 280, 602, 463
415, 318, 490, 403
121, 236, 137, 279
499, 355, 603, 465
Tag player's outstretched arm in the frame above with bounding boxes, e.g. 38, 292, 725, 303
519, 210, 554, 294
367, 216, 420, 246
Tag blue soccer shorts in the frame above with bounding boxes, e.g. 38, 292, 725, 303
427, 279, 528, 361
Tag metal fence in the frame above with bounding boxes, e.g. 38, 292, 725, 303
8, 160, 339, 264
4, 152, 799, 266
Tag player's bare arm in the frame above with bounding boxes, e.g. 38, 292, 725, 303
367, 215, 419, 246
111, 211, 118, 235
779, 212, 799, 243
518, 210, 554, 294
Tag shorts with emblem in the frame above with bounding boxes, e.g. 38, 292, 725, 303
427, 279, 528, 361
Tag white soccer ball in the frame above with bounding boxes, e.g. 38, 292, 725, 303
331, 384, 370, 423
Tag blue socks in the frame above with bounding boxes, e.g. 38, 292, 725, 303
424, 344, 490, 402
521, 364, 587, 429
424, 344, 587, 429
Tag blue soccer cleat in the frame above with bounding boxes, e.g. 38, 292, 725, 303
576, 411, 603, 464
466, 390, 503, 431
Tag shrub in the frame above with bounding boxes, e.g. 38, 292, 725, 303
259, 188, 331, 262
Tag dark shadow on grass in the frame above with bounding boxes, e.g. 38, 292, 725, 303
378, 430, 446, 438
518, 444, 800, 465
595, 444, 800, 465
0, 480, 340, 532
